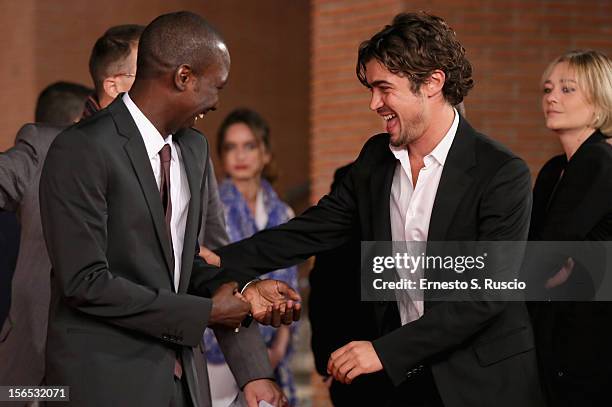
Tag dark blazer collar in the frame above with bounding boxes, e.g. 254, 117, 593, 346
108, 95, 205, 292
371, 143, 396, 241
372, 116, 478, 242
175, 134, 203, 293
574, 129, 606, 155
427, 115, 477, 241
106, 93, 144, 140
553, 130, 606, 167
108, 95, 175, 282
369, 116, 479, 242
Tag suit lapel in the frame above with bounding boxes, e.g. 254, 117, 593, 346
428, 117, 476, 242
369, 145, 396, 333
176, 131, 205, 293
108, 97, 174, 280
371, 151, 396, 241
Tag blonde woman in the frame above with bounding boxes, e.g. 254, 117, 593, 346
529, 49, 612, 407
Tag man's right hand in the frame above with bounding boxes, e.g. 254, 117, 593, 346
209, 282, 250, 329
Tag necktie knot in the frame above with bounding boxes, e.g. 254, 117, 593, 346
159, 144, 171, 164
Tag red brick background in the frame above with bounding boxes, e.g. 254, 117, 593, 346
310, 0, 612, 202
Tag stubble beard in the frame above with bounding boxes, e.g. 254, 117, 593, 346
390, 109, 427, 148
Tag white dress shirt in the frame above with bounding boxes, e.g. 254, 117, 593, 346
389, 109, 459, 325
123, 93, 191, 292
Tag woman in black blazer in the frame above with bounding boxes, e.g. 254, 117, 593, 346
529, 49, 612, 407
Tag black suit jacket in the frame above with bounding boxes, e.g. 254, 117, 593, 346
218, 117, 545, 407
39, 97, 271, 406
529, 130, 612, 405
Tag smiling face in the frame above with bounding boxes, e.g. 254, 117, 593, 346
542, 61, 596, 134
365, 59, 428, 147
171, 40, 231, 131
184, 57, 229, 130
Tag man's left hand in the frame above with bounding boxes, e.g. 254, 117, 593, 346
327, 341, 383, 384
243, 280, 301, 327
243, 379, 288, 407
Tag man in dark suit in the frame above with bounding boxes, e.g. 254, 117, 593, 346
35, 81, 92, 126
216, 12, 544, 407
39, 12, 297, 407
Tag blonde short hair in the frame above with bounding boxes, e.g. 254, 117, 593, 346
542, 49, 612, 137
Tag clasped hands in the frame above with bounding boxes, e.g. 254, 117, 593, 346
202, 245, 301, 329
208, 280, 301, 329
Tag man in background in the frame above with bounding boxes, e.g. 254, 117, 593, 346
81, 24, 143, 118
35, 81, 92, 126
0, 79, 95, 392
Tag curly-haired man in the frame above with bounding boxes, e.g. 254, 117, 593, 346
216, 12, 545, 407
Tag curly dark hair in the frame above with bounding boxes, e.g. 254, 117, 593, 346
357, 12, 473, 105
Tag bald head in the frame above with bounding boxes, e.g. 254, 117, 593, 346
137, 11, 229, 79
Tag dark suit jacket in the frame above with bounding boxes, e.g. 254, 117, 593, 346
217, 117, 545, 407
308, 163, 368, 376
308, 163, 384, 406
39, 97, 272, 407
529, 130, 612, 405
0, 124, 62, 391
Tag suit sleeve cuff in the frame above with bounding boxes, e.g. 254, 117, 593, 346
372, 332, 414, 387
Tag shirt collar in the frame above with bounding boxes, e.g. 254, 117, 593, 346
123, 93, 173, 160
389, 108, 459, 167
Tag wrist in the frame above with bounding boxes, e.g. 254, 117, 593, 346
241, 278, 261, 295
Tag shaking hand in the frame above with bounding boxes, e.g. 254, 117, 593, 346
243, 279, 301, 327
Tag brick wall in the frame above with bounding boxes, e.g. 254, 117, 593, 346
310, 0, 612, 202
311, 0, 402, 201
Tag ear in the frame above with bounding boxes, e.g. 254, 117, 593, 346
102, 77, 120, 99
262, 148, 272, 165
423, 69, 446, 98
174, 64, 194, 91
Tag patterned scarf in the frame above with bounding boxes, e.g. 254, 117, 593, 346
204, 178, 299, 405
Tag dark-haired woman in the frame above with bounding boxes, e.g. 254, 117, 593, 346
203, 108, 298, 406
